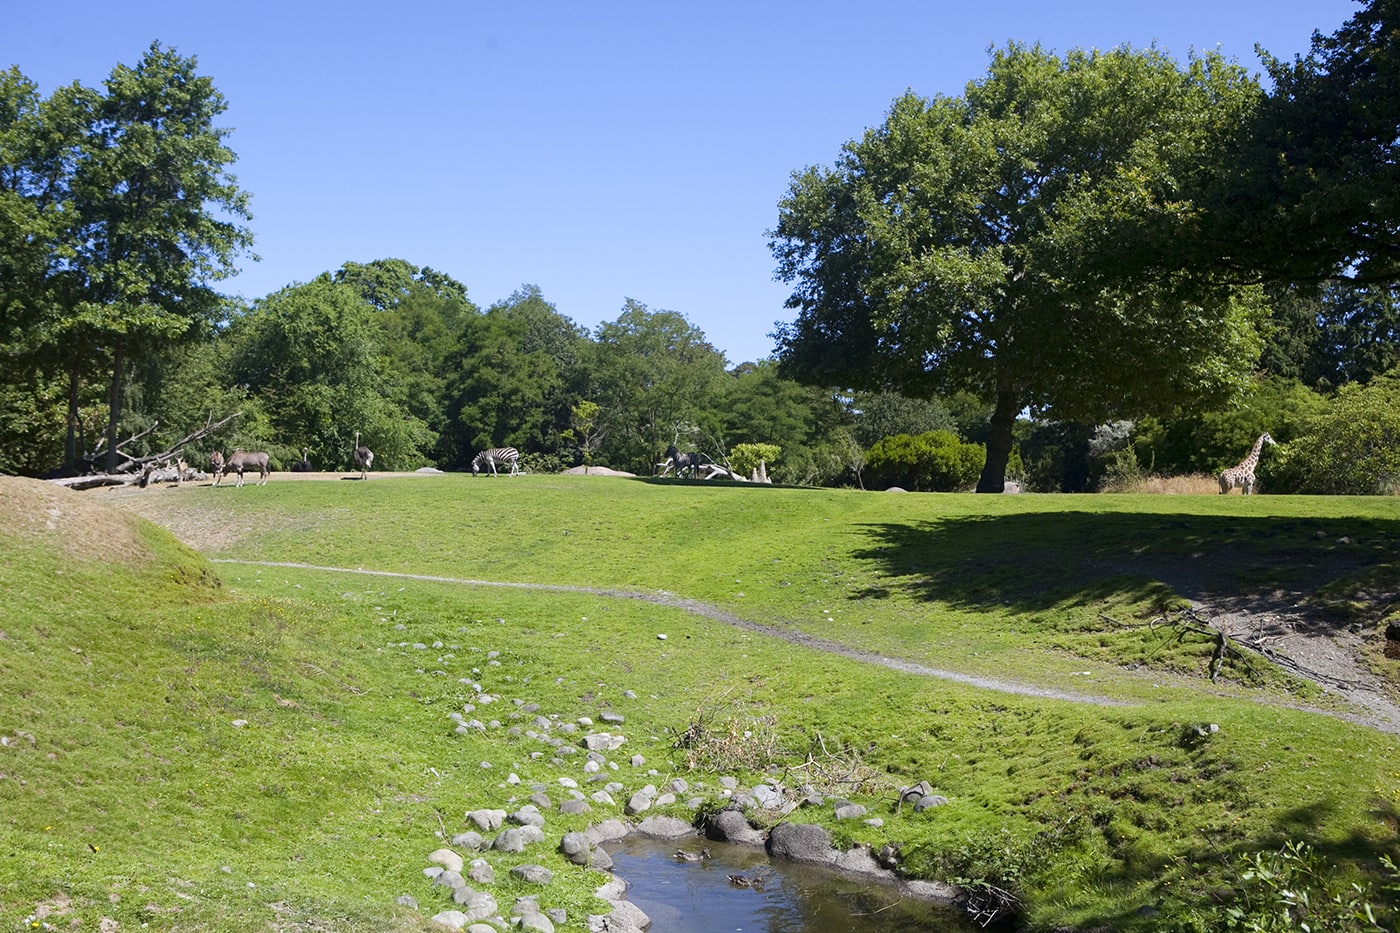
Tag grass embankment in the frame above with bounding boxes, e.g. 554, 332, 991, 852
2, 473, 1398, 931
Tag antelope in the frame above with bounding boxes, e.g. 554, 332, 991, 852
214, 449, 270, 487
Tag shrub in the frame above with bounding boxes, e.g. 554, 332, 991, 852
729, 443, 781, 479
1274, 372, 1400, 494
866, 430, 984, 491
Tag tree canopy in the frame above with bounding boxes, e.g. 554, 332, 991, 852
0, 43, 253, 472
771, 43, 1270, 491
1204, 0, 1400, 286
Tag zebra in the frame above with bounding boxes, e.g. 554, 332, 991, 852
471, 447, 520, 477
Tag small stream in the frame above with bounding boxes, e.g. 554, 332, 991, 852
600, 836, 979, 932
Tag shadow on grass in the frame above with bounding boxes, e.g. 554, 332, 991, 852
852, 512, 1399, 630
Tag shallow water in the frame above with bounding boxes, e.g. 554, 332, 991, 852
600, 835, 977, 932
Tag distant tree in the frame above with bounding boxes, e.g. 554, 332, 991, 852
1131, 376, 1327, 479
444, 285, 584, 465
333, 258, 469, 310
772, 44, 1267, 492
564, 399, 606, 472
710, 359, 842, 481
850, 391, 955, 448
865, 430, 984, 492
1306, 284, 1400, 388
225, 277, 434, 469
1273, 371, 1400, 494
587, 299, 727, 472
729, 442, 780, 480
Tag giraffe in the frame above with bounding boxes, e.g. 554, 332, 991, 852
1218, 433, 1275, 495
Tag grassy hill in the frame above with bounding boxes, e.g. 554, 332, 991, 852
3, 472, 1398, 931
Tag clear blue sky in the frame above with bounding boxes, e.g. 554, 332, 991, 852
6, 1, 1359, 364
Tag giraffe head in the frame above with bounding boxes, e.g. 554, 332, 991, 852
1261, 432, 1276, 446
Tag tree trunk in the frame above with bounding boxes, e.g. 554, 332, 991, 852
65, 363, 81, 472
976, 387, 1019, 493
105, 338, 126, 473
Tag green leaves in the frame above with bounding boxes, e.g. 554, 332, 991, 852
773, 43, 1268, 489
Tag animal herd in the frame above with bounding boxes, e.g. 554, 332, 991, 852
191, 433, 1283, 493
199, 436, 524, 487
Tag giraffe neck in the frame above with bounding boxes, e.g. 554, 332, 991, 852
1240, 435, 1266, 471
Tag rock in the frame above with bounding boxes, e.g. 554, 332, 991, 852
706, 809, 765, 845
586, 819, 631, 844
510, 863, 554, 885
624, 791, 652, 815
433, 869, 465, 890
583, 733, 626, 752
511, 805, 546, 827
600, 711, 625, 724
428, 848, 464, 873
833, 803, 868, 820
751, 784, 784, 809
451, 830, 485, 850
429, 909, 469, 929
560, 798, 592, 815
597, 898, 651, 933
634, 814, 694, 838
467, 858, 494, 885
560, 831, 592, 865
453, 887, 498, 920
914, 794, 949, 812
766, 822, 835, 866
492, 825, 545, 852
467, 809, 507, 832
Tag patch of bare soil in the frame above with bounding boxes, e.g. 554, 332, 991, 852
1193, 595, 1400, 733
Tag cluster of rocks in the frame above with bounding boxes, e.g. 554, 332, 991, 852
391, 643, 959, 931
397, 672, 963, 924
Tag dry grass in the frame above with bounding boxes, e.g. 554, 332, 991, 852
0, 474, 153, 564
1101, 472, 1221, 495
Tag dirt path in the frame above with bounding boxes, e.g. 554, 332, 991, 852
213, 558, 1400, 733
214, 560, 1126, 705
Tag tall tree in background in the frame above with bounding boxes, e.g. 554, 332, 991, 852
771, 44, 1267, 491
62, 44, 252, 470
444, 285, 584, 464
588, 299, 727, 472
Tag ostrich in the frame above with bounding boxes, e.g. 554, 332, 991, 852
291, 448, 312, 472
353, 432, 374, 479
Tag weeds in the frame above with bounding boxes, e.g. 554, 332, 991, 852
669, 689, 786, 773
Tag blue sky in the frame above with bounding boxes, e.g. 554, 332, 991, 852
7, 1, 1359, 364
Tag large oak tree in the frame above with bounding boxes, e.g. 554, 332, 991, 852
771, 44, 1268, 491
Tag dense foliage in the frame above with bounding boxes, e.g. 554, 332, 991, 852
4, 7, 1400, 493
771, 44, 1269, 491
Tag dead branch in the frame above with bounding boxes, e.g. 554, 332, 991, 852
49, 411, 242, 489
1150, 607, 1262, 683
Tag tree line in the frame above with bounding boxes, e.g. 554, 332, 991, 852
2, 3, 1398, 492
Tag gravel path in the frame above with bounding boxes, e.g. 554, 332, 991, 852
214, 558, 1400, 733
210, 558, 1183, 711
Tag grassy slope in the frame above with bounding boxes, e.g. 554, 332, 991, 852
3, 474, 1398, 931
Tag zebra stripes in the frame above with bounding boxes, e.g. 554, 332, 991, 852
471, 447, 520, 477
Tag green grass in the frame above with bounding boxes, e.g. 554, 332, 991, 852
3, 474, 1399, 931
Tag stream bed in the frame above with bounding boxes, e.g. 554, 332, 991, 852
600, 835, 979, 932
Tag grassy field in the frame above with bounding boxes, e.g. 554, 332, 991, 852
2, 472, 1398, 931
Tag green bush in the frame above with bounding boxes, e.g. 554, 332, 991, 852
866, 430, 985, 491
1272, 372, 1400, 494
729, 442, 781, 479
